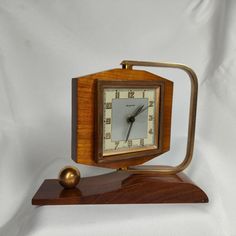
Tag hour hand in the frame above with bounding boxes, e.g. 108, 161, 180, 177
135, 105, 149, 117
132, 105, 144, 118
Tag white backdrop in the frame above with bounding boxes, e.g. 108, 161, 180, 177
0, 0, 236, 235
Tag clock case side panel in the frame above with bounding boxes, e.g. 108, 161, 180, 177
71, 78, 78, 162
162, 79, 173, 153
71, 68, 173, 169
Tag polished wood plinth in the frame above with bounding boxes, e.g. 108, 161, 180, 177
32, 171, 208, 205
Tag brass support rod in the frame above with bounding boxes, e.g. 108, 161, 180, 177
120, 60, 198, 175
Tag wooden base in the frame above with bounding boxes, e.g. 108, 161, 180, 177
32, 171, 208, 205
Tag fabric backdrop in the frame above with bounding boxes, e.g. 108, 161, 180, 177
0, 0, 236, 235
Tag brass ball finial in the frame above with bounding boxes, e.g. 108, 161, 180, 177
58, 166, 80, 189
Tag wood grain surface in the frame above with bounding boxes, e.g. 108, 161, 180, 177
32, 171, 208, 205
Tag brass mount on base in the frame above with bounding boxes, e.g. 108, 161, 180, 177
120, 60, 198, 175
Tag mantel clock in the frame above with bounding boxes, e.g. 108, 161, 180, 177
32, 60, 208, 205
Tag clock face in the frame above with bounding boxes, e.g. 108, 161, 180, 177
95, 79, 164, 163
102, 86, 160, 156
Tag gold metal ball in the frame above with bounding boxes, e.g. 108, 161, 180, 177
58, 166, 80, 189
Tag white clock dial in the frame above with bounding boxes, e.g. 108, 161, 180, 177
102, 87, 160, 155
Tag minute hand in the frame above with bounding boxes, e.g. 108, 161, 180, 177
125, 105, 144, 142
125, 121, 134, 142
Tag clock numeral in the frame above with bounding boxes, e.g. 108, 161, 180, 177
149, 115, 153, 121
140, 139, 144, 146
115, 141, 119, 149
128, 90, 135, 98
115, 90, 120, 98
105, 132, 111, 139
105, 118, 111, 124
142, 90, 146, 98
149, 101, 154, 107
128, 140, 132, 147
105, 102, 112, 109
149, 128, 153, 134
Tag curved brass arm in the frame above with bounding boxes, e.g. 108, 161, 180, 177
120, 60, 198, 175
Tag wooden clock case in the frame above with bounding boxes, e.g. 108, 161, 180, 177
72, 68, 173, 168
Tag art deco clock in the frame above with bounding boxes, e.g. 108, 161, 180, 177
32, 60, 208, 205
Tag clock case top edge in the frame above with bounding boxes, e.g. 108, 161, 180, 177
71, 68, 173, 169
